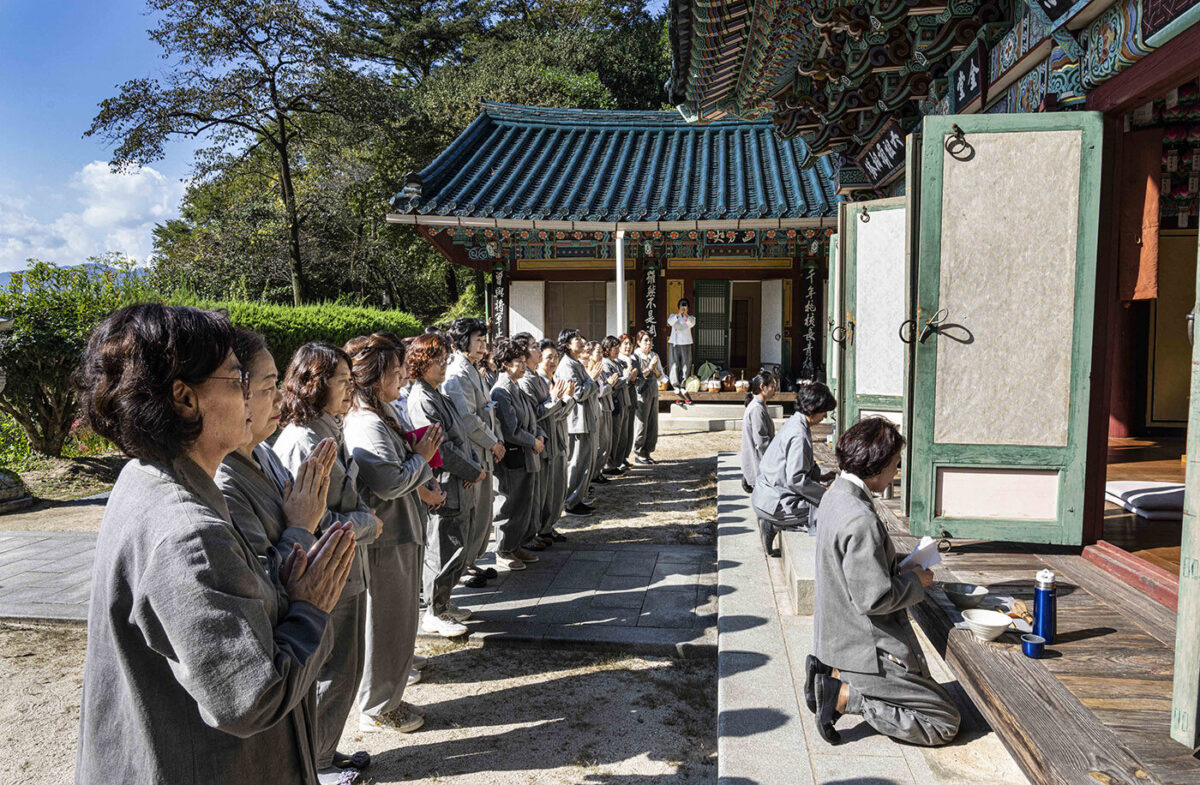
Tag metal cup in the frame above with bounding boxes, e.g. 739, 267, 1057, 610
1021, 633, 1045, 659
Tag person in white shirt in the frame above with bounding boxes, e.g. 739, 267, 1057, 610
666, 298, 697, 401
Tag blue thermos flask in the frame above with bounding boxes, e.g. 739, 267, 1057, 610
1033, 569, 1057, 645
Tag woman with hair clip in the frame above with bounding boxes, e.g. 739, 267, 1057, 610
614, 334, 639, 470
442, 318, 504, 587
274, 343, 384, 783
750, 379, 837, 557
75, 305, 356, 785
554, 329, 598, 516
740, 370, 779, 493
586, 340, 617, 486
342, 334, 444, 735
490, 336, 547, 570
215, 329, 365, 782
406, 333, 485, 638
632, 330, 664, 465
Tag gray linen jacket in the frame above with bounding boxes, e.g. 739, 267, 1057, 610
442, 351, 500, 462
342, 406, 433, 547
632, 349, 663, 399
813, 477, 925, 673
537, 371, 575, 454
601, 357, 625, 415
740, 397, 776, 488
273, 413, 378, 596
215, 444, 326, 561
617, 355, 639, 410
75, 457, 331, 785
750, 412, 825, 524
407, 379, 483, 514
518, 370, 569, 458
492, 373, 545, 473
555, 354, 597, 434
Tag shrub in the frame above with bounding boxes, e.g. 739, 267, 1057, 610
174, 298, 424, 365
0, 257, 155, 457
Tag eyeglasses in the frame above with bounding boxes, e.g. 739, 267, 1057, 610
210, 368, 251, 400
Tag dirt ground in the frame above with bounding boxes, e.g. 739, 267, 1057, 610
16, 454, 126, 502
0, 431, 743, 539
0, 624, 716, 784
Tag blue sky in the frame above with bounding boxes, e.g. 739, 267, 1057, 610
0, 0, 196, 271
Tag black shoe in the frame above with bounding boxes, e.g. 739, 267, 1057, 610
482, 567, 498, 579
332, 751, 371, 770
523, 539, 547, 551
537, 534, 554, 546
621, 461, 632, 470
634, 455, 652, 465
804, 655, 832, 713
814, 674, 843, 744
603, 467, 625, 475
459, 573, 487, 588
564, 504, 594, 516
593, 475, 610, 485
550, 531, 567, 542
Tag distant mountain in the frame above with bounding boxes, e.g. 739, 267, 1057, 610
0, 262, 148, 288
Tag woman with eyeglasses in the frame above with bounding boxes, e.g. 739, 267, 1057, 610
74, 305, 356, 785
274, 343, 383, 783
406, 333, 485, 638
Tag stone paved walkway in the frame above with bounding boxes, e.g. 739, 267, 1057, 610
0, 528, 716, 656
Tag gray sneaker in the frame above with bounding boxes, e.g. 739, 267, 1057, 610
359, 706, 424, 733
445, 601, 471, 622
421, 610, 468, 637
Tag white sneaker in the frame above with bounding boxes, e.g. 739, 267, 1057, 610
422, 610, 468, 637
582, 496, 596, 505
445, 601, 471, 622
317, 768, 360, 784
359, 706, 424, 733
408, 668, 422, 686
496, 551, 527, 571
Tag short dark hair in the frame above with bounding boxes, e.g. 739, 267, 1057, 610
280, 343, 352, 427
511, 331, 536, 356
232, 328, 269, 366
77, 304, 235, 463
345, 333, 406, 435
557, 328, 581, 355
836, 417, 905, 479
795, 380, 836, 416
678, 298, 689, 308
538, 338, 557, 353
447, 317, 487, 352
601, 335, 620, 352
635, 330, 653, 345
491, 336, 526, 367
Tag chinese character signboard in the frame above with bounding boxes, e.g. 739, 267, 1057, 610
949, 40, 988, 113
799, 265, 823, 381
643, 263, 658, 338
855, 119, 906, 189
490, 263, 509, 339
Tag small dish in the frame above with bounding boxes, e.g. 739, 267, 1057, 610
940, 582, 989, 610
961, 608, 1013, 642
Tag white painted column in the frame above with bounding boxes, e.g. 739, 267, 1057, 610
615, 229, 626, 334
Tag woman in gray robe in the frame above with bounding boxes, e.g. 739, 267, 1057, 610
632, 331, 664, 464
274, 343, 382, 780
343, 334, 442, 734
533, 339, 574, 537
74, 304, 354, 785
751, 380, 837, 557
490, 337, 546, 570
615, 335, 639, 469
406, 333, 485, 638
740, 370, 779, 493
554, 329, 598, 515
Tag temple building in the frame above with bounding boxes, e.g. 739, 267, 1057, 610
390, 103, 841, 382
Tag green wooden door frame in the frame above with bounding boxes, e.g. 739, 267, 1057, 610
841, 196, 908, 430
908, 112, 1104, 546
825, 234, 840, 399
1170, 244, 1200, 746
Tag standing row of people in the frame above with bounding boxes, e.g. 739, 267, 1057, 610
73, 304, 675, 785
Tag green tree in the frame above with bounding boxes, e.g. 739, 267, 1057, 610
86, 0, 353, 305
0, 257, 155, 457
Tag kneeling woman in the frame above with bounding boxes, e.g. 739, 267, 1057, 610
750, 380, 836, 555
74, 305, 355, 785
807, 417, 959, 747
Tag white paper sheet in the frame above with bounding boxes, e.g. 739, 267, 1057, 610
899, 536, 942, 572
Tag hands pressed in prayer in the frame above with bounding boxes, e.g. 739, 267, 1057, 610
282, 437, 337, 533
492, 442, 506, 462
418, 480, 447, 510
282, 522, 357, 612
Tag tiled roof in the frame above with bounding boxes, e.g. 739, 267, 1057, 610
396, 103, 839, 222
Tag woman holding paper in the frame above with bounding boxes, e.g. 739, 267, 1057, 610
806, 417, 959, 748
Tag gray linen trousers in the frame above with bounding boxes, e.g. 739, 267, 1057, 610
76, 457, 332, 785
442, 351, 501, 562
632, 349, 662, 457
813, 478, 960, 746
555, 353, 597, 508
273, 413, 379, 768
343, 406, 433, 718
519, 371, 569, 534
592, 374, 614, 480
740, 396, 776, 490
407, 379, 483, 615
491, 373, 545, 550
612, 355, 638, 466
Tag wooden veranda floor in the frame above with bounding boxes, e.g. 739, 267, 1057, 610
877, 496, 1200, 785
1104, 437, 1187, 575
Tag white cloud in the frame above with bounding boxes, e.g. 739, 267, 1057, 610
0, 162, 186, 272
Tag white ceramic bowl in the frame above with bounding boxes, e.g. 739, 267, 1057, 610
961, 608, 1013, 642
940, 582, 989, 610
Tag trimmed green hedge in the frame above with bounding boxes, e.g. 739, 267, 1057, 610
179, 300, 425, 366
